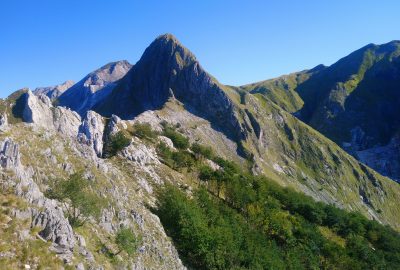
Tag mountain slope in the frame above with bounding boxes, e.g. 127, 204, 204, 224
240, 64, 326, 113
243, 41, 400, 181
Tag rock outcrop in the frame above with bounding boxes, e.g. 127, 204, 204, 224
21, 90, 81, 137
0, 113, 8, 130
78, 111, 105, 157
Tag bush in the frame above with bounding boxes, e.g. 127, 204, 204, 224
45, 173, 104, 227
116, 228, 138, 256
104, 131, 131, 157
191, 143, 214, 159
156, 142, 195, 171
130, 123, 157, 140
162, 126, 189, 149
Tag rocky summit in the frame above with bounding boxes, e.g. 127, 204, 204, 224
1, 34, 400, 269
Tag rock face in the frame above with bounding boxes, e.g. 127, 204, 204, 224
0, 113, 8, 129
58, 60, 132, 115
356, 134, 400, 182
0, 137, 21, 170
34, 80, 74, 100
78, 111, 105, 157
21, 90, 81, 137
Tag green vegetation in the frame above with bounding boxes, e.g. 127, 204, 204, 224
115, 228, 139, 256
103, 131, 131, 158
129, 122, 158, 141
162, 124, 189, 149
45, 173, 104, 227
157, 142, 194, 171
191, 142, 214, 159
156, 134, 400, 269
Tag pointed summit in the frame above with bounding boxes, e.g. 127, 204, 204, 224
94, 33, 242, 140
95, 34, 206, 118
139, 33, 196, 69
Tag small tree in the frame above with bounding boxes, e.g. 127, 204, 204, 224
104, 131, 131, 158
191, 143, 213, 160
162, 126, 189, 149
115, 228, 138, 256
46, 173, 103, 227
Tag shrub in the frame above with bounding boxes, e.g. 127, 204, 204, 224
115, 228, 138, 256
191, 143, 214, 159
130, 123, 157, 140
45, 173, 104, 227
172, 151, 194, 170
162, 126, 189, 149
104, 131, 131, 157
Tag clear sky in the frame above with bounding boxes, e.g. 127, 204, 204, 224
1, 0, 399, 97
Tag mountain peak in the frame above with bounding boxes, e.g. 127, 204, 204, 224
156, 33, 180, 43
141, 33, 196, 65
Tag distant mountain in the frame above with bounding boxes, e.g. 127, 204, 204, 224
58, 60, 132, 115
33, 80, 74, 100
244, 41, 400, 181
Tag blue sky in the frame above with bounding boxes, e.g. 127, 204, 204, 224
0, 0, 399, 97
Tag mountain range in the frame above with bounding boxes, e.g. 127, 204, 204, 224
1, 34, 400, 269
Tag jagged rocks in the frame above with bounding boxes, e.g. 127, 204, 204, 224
21, 90, 81, 138
31, 203, 75, 250
78, 111, 105, 157
0, 137, 22, 170
0, 113, 8, 130
0, 138, 76, 262
120, 141, 160, 166
22, 91, 53, 124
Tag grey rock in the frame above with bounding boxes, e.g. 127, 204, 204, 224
95, 34, 246, 143
0, 113, 7, 129
0, 137, 22, 170
76, 263, 85, 270
32, 204, 75, 249
21, 90, 81, 138
78, 111, 105, 157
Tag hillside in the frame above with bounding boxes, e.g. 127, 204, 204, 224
243, 41, 400, 181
